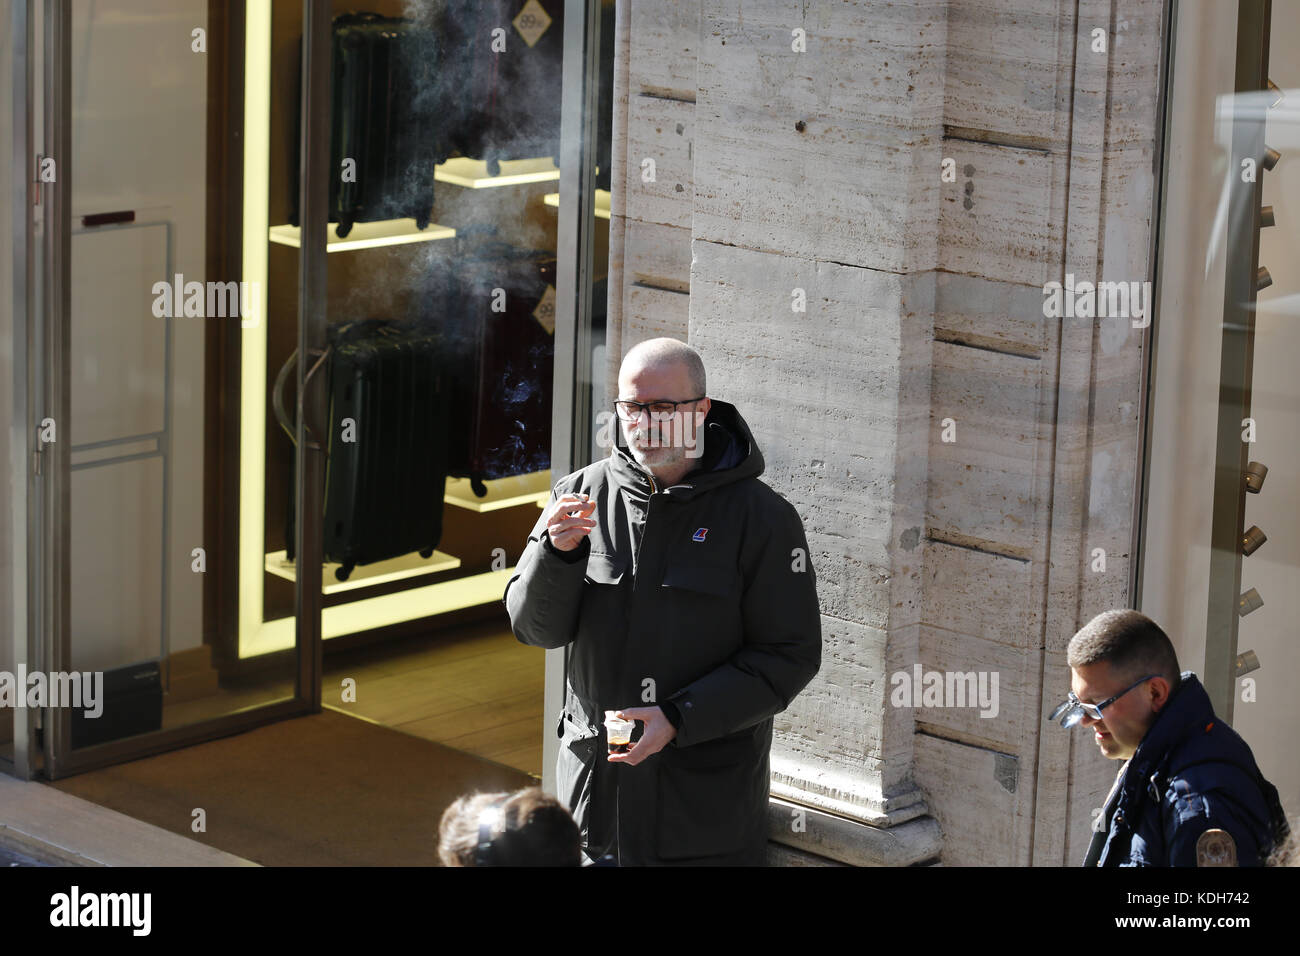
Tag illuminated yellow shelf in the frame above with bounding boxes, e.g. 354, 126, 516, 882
445, 470, 552, 513
264, 548, 461, 595
268, 218, 456, 252
243, 567, 516, 658
543, 189, 611, 220
435, 156, 561, 188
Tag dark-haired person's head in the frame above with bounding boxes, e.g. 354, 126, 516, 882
438, 786, 582, 866
1066, 609, 1182, 761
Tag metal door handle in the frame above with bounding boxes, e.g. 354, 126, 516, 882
272, 345, 331, 451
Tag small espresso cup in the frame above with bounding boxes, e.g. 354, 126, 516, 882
604, 710, 635, 754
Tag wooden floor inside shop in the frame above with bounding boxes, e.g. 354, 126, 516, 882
324, 616, 545, 778
160, 613, 546, 780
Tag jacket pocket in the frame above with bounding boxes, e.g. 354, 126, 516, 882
557, 712, 602, 843
585, 551, 626, 586
660, 563, 740, 598
656, 563, 745, 672
655, 758, 754, 859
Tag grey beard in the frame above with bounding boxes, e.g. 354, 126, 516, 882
628, 438, 683, 468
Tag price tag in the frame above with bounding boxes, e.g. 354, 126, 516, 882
533, 284, 557, 334
513, 0, 552, 48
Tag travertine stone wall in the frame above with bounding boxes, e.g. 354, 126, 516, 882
605, 0, 1163, 865
604, 0, 698, 392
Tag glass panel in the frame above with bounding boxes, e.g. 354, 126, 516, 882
33, 0, 614, 777
1143, 0, 1299, 822
243, 0, 613, 781
1230, 1, 1300, 826
0, 0, 17, 762
60, 0, 297, 753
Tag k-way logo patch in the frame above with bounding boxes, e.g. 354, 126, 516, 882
692, 528, 708, 542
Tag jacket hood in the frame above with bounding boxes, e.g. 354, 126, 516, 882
609, 399, 764, 501
1129, 672, 1257, 781
1132, 673, 1210, 767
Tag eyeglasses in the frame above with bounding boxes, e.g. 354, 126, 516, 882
614, 397, 706, 422
1048, 674, 1158, 729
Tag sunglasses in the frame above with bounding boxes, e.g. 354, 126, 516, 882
1048, 674, 1158, 729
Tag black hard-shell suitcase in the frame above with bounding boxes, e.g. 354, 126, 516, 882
444, 0, 613, 186
442, 0, 565, 174
280, 320, 452, 581
291, 12, 445, 237
424, 241, 557, 494
321, 319, 451, 580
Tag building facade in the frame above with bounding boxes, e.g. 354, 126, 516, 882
602, 0, 1296, 865
2, 0, 1295, 867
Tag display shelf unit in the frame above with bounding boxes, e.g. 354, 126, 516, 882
264, 548, 461, 595
434, 156, 560, 188
268, 218, 455, 252
263, 469, 551, 596
444, 470, 552, 513
543, 188, 611, 219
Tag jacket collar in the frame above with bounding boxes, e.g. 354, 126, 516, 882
1112, 671, 1210, 809
1127, 671, 1208, 777
608, 399, 764, 501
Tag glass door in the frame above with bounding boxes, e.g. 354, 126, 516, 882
10, 0, 612, 786
1140, 0, 1299, 825
30, 0, 324, 779
1, 0, 34, 777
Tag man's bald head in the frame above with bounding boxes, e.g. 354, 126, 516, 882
615, 338, 711, 482
619, 338, 706, 397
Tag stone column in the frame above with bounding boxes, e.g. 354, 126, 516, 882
685, 0, 950, 864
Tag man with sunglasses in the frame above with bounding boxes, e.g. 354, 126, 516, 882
504, 337, 822, 865
1054, 609, 1288, 866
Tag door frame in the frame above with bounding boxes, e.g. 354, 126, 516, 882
28, 0, 324, 781
1133, 0, 1275, 722
12, 0, 608, 783
1201, 0, 1271, 721
543, 0, 607, 795
5, 0, 36, 780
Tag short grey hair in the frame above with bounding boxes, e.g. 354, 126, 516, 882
620, 338, 706, 397
1067, 609, 1181, 690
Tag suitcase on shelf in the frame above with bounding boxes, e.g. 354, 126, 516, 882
280, 320, 453, 582
291, 12, 446, 237
323, 319, 451, 580
442, 0, 565, 174
419, 240, 557, 495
